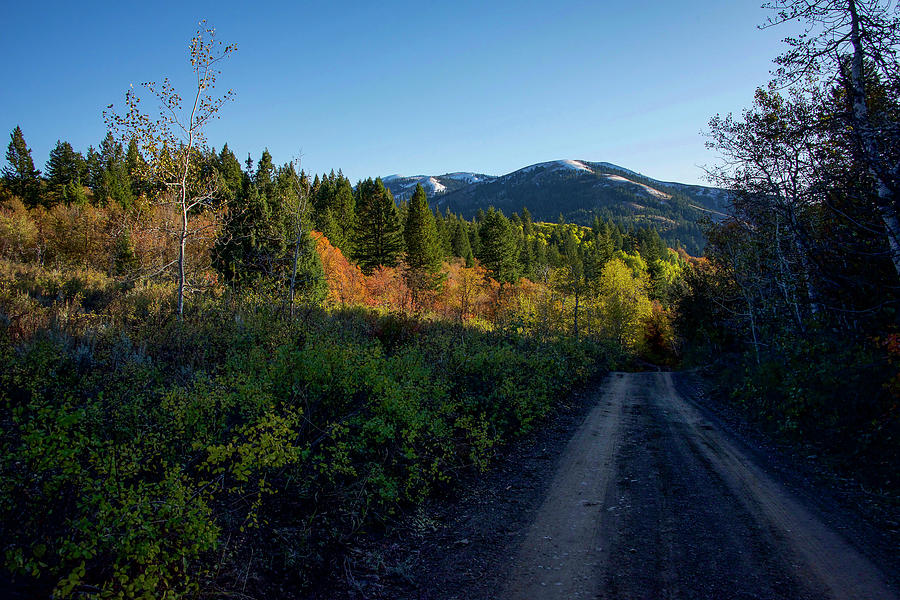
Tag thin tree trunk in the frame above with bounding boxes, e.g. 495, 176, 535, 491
747, 296, 760, 366
178, 198, 187, 318
848, 0, 900, 279
288, 213, 302, 318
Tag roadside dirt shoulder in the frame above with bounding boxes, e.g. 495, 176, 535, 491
312, 375, 608, 600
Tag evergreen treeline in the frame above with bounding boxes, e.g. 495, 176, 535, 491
425, 161, 724, 255
0, 125, 686, 305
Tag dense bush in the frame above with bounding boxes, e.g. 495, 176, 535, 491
708, 329, 898, 473
0, 296, 605, 598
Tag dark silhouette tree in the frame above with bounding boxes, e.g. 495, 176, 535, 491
3, 126, 42, 207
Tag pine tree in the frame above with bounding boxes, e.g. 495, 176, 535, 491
333, 175, 356, 255
217, 144, 243, 201
353, 177, 403, 274
125, 138, 147, 199
522, 206, 534, 237
86, 146, 103, 195
45, 140, 86, 205
404, 184, 441, 271
311, 171, 356, 255
255, 149, 276, 199
3, 126, 42, 207
478, 207, 520, 285
451, 219, 474, 267
94, 133, 133, 208
214, 183, 283, 281
404, 184, 444, 300
432, 208, 454, 258
290, 227, 328, 304
519, 236, 535, 278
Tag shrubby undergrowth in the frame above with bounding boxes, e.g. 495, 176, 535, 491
0, 290, 607, 598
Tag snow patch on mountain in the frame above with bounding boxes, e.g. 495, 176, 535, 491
560, 159, 593, 173
604, 174, 671, 200
443, 172, 489, 184
381, 175, 447, 195
426, 177, 446, 194
594, 162, 640, 177
513, 159, 594, 176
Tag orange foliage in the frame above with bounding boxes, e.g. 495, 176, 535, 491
311, 234, 522, 321
0, 196, 220, 288
365, 265, 410, 310
311, 231, 367, 306
438, 260, 490, 321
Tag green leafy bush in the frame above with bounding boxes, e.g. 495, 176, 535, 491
0, 297, 604, 597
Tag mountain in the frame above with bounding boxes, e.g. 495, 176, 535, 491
382, 172, 497, 201
381, 160, 730, 255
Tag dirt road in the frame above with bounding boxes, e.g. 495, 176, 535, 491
501, 371, 898, 600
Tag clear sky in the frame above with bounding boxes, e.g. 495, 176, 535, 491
2, 0, 794, 186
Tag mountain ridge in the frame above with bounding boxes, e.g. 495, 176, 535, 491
381, 160, 730, 254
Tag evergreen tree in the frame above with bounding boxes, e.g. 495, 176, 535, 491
352, 177, 403, 274
311, 171, 356, 255
45, 140, 86, 204
214, 183, 280, 281
433, 208, 454, 258
216, 144, 243, 200
113, 230, 139, 275
289, 227, 328, 305
94, 133, 133, 207
403, 184, 444, 299
519, 236, 535, 278
278, 163, 326, 306
478, 207, 520, 285
404, 184, 441, 272
451, 219, 474, 267
255, 149, 276, 199
557, 228, 588, 338
125, 138, 147, 199
86, 146, 103, 194
469, 220, 482, 257
3, 126, 42, 207
214, 160, 326, 304
522, 206, 534, 237
332, 175, 356, 254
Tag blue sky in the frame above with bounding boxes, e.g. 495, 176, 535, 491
2, 0, 793, 185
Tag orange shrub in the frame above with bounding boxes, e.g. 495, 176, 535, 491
311, 231, 367, 306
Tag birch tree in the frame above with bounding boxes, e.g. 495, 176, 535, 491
764, 0, 900, 276
106, 21, 236, 318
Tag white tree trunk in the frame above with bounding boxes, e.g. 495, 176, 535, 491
848, 0, 900, 279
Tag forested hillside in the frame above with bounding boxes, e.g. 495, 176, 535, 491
382, 160, 730, 255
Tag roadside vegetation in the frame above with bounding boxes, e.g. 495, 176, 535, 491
676, 0, 900, 495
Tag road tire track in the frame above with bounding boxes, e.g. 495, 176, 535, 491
501, 373, 628, 599
502, 372, 898, 600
